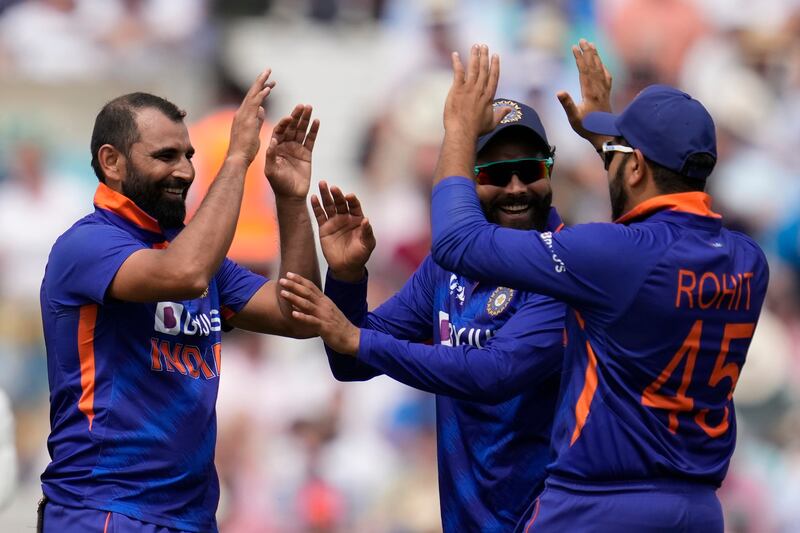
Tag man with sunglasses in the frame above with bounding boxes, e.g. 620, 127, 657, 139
430, 44, 769, 531
278, 101, 566, 533
277, 42, 612, 532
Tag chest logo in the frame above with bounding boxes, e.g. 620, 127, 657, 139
154, 301, 221, 337
486, 287, 515, 316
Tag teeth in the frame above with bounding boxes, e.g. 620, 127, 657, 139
164, 188, 183, 195
501, 204, 530, 213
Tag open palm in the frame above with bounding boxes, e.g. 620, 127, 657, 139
264, 104, 319, 198
556, 39, 612, 148
312, 182, 375, 281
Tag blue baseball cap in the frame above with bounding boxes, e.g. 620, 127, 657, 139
476, 99, 551, 155
582, 84, 717, 179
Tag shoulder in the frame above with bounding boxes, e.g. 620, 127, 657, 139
48, 213, 143, 270
416, 253, 446, 280
548, 221, 665, 259
53, 213, 134, 247
726, 228, 770, 272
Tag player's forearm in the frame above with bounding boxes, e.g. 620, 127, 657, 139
433, 129, 477, 186
165, 155, 248, 292
275, 195, 321, 322
359, 329, 524, 404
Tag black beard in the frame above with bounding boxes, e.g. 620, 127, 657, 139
483, 191, 552, 231
609, 163, 628, 221
122, 169, 186, 229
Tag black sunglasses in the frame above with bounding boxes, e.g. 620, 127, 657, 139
473, 157, 554, 187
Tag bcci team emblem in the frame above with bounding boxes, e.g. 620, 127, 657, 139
495, 100, 522, 124
486, 287, 515, 316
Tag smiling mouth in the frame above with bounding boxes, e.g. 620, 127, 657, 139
498, 203, 532, 215
162, 187, 185, 197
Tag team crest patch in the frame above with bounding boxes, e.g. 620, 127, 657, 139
495, 100, 522, 124
486, 287, 515, 316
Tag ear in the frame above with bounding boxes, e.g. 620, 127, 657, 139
98, 144, 126, 186
627, 149, 648, 189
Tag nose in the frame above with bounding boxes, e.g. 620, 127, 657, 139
506, 173, 527, 193
173, 157, 195, 182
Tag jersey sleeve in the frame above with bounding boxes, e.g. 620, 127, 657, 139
44, 222, 146, 307
214, 258, 268, 314
323, 256, 437, 382
431, 176, 662, 324
358, 294, 564, 403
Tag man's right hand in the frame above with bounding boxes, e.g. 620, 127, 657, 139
312, 181, 375, 283
227, 68, 276, 164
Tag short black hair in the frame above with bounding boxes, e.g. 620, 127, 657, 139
648, 153, 715, 194
90, 92, 186, 182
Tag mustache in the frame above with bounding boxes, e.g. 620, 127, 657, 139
494, 193, 533, 205
491, 192, 550, 207
160, 179, 189, 190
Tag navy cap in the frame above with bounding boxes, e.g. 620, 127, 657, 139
476, 99, 550, 154
583, 84, 717, 179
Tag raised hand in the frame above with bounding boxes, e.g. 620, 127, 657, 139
228, 69, 275, 165
279, 272, 360, 355
264, 104, 320, 199
312, 181, 375, 282
557, 39, 613, 149
443, 44, 509, 138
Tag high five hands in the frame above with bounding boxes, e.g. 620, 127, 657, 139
443, 43, 510, 139
264, 104, 320, 199
557, 39, 613, 149
311, 182, 376, 283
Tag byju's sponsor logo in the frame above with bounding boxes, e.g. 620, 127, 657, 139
540, 232, 566, 273
154, 302, 222, 337
438, 310, 494, 348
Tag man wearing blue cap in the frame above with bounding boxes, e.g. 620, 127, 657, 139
428, 44, 769, 531
276, 44, 613, 532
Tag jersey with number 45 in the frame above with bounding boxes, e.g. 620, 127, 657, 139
431, 178, 770, 486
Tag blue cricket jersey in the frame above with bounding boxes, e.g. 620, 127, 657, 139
39, 183, 267, 532
324, 209, 565, 532
431, 177, 769, 488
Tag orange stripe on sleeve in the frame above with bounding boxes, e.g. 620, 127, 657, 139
78, 304, 98, 431
103, 511, 111, 532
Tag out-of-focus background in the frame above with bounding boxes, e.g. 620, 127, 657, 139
0, 0, 799, 531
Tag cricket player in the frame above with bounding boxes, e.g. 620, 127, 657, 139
429, 43, 769, 531
38, 71, 320, 532
278, 43, 612, 532
282, 114, 563, 532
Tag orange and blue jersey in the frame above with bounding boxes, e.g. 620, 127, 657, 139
431, 177, 769, 490
324, 209, 565, 533
39, 183, 267, 532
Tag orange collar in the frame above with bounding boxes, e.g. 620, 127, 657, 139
614, 192, 721, 224
93, 182, 161, 234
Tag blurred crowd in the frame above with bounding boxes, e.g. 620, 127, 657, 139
1, 0, 799, 531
